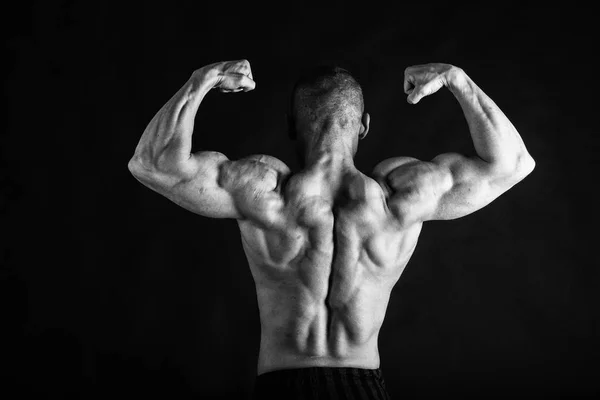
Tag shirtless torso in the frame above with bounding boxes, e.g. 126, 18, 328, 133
128, 60, 536, 376
236, 156, 421, 374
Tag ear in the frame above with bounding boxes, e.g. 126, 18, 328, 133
287, 114, 297, 140
359, 112, 370, 140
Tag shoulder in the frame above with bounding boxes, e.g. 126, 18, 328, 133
371, 156, 437, 191
372, 156, 453, 181
372, 156, 422, 178
371, 156, 452, 197
241, 154, 291, 175
370, 157, 454, 225
219, 154, 291, 195
240, 154, 291, 191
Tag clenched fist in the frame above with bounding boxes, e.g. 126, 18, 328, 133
404, 63, 462, 104
202, 59, 256, 93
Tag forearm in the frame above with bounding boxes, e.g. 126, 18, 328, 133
447, 69, 535, 173
129, 67, 218, 177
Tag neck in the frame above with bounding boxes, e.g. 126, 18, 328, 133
301, 130, 357, 178
306, 147, 354, 169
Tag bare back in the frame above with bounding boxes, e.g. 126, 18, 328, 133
128, 60, 535, 378
236, 158, 423, 375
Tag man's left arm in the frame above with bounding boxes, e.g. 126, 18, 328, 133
128, 60, 256, 218
377, 63, 536, 224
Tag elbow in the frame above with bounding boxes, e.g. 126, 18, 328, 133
517, 152, 536, 177
128, 154, 141, 176
128, 156, 138, 175
489, 152, 535, 183
128, 154, 153, 180
503, 153, 535, 183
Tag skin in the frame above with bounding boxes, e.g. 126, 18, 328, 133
129, 60, 536, 375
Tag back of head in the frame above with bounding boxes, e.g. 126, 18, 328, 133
290, 65, 364, 135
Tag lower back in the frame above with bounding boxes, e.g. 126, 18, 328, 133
255, 285, 386, 375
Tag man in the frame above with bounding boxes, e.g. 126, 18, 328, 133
128, 60, 535, 399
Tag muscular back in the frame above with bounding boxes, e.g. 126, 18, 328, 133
234, 156, 423, 374
129, 60, 535, 377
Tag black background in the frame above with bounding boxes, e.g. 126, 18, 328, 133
2, 2, 598, 399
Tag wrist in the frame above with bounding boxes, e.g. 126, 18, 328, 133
445, 67, 469, 93
191, 65, 221, 89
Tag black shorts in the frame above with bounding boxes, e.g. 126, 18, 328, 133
252, 367, 392, 400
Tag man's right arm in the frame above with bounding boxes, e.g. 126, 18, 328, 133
128, 60, 257, 219
376, 64, 535, 223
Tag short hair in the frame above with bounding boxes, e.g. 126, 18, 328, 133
290, 65, 364, 129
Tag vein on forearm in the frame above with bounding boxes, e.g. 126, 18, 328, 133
137, 74, 211, 169
451, 74, 528, 169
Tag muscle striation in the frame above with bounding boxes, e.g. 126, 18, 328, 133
238, 169, 421, 373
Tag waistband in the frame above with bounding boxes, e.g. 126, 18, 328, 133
257, 366, 384, 380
